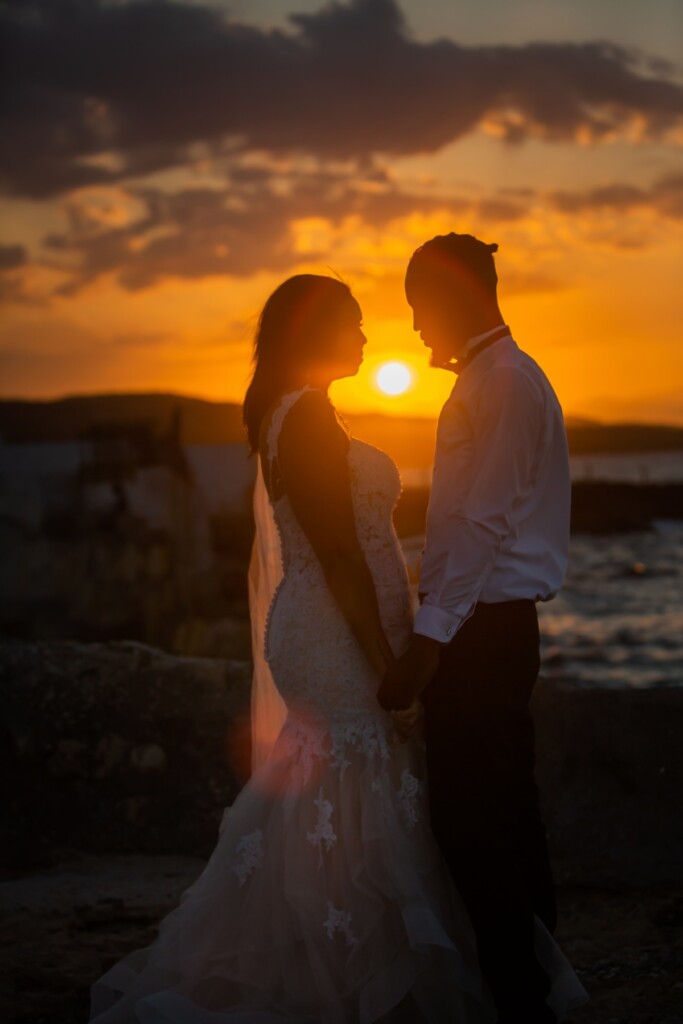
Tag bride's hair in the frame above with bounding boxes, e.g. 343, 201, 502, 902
243, 274, 352, 453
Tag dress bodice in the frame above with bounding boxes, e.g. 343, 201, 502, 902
271, 436, 402, 577
262, 389, 413, 719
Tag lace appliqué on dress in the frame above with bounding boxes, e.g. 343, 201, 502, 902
324, 902, 359, 948
233, 828, 264, 886
397, 769, 423, 829
282, 714, 393, 784
329, 718, 392, 777
307, 787, 337, 866
283, 719, 329, 785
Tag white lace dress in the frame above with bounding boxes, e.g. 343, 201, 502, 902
90, 390, 586, 1024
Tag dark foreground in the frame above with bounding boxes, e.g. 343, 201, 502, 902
2, 641, 682, 1023
0, 854, 681, 1024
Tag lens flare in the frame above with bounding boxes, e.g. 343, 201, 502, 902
376, 361, 411, 396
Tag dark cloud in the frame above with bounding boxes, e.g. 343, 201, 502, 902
37, 161, 533, 293
550, 172, 683, 218
1, 0, 682, 198
475, 198, 527, 223
18, 164, 677, 297
0, 244, 27, 270
0, 244, 33, 304
40, 166, 439, 291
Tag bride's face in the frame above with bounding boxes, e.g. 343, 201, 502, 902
323, 297, 367, 380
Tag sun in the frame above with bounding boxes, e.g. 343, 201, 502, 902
376, 361, 412, 396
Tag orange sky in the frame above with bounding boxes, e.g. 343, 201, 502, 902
1, 0, 682, 425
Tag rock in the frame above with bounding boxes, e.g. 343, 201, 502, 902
569, 482, 683, 533
532, 679, 683, 887
94, 734, 129, 779
129, 744, 167, 773
47, 740, 88, 780
2, 639, 681, 889
172, 615, 251, 660
0, 639, 251, 867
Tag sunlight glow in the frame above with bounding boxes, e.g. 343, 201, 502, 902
376, 361, 412, 396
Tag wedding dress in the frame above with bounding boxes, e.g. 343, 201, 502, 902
90, 388, 586, 1023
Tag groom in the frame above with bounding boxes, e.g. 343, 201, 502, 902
379, 233, 571, 1023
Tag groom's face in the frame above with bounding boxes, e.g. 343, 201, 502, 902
406, 284, 469, 368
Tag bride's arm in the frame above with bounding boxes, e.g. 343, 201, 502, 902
275, 390, 394, 678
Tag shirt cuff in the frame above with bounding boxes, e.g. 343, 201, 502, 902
414, 603, 465, 644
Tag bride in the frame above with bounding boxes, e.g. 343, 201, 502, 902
90, 274, 586, 1023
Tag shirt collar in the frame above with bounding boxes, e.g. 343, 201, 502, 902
463, 324, 510, 356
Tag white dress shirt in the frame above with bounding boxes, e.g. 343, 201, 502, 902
413, 329, 571, 643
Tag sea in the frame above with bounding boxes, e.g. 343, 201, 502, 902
538, 521, 683, 689
401, 452, 683, 690
543, 453, 683, 689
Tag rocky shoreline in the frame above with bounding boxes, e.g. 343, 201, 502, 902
2, 640, 682, 1022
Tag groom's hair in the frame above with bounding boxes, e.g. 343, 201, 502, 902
406, 233, 499, 301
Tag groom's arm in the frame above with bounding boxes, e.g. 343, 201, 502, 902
378, 367, 541, 710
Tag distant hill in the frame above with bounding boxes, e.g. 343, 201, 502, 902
1, 393, 682, 464
563, 422, 683, 455
0, 393, 244, 445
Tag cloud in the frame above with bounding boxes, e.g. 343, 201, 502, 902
0, 244, 34, 304
0, 314, 105, 357
35, 159, 538, 294
1, 0, 682, 199
0, 245, 27, 271
28, 160, 679, 297
550, 172, 683, 218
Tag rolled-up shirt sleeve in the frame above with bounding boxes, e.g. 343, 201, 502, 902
414, 367, 543, 643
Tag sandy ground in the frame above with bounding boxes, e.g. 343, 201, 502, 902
0, 854, 681, 1024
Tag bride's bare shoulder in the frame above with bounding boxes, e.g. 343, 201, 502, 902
279, 390, 345, 444
257, 390, 349, 499
282, 388, 336, 429
258, 389, 345, 466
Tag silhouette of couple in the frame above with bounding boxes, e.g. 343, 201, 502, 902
90, 234, 588, 1023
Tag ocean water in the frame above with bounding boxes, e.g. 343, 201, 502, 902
538, 521, 683, 689
568, 450, 683, 483
400, 451, 683, 489
401, 520, 683, 690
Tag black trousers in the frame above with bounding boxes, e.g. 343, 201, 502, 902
422, 600, 557, 1023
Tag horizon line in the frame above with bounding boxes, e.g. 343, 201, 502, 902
0, 388, 682, 431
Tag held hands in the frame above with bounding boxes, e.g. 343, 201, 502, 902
377, 633, 441, 713
390, 701, 423, 743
